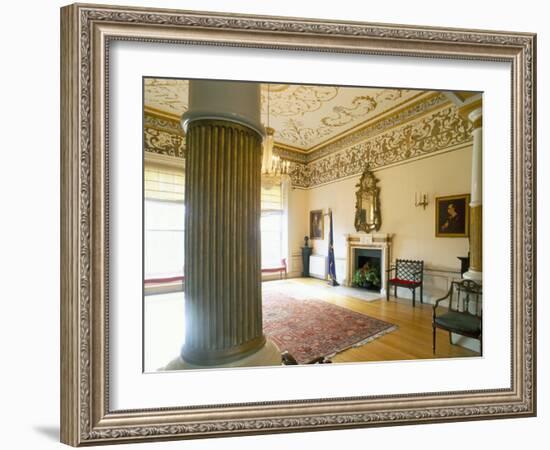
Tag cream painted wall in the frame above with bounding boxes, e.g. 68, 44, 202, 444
306, 147, 472, 266
286, 146, 474, 300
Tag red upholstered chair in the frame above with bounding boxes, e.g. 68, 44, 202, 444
261, 258, 287, 279
386, 259, 424, 307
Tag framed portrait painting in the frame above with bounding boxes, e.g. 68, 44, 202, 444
310, 209, 324, 240
60, 3, 536, 446
435, 194, 470, 237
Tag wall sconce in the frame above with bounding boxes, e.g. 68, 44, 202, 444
415, 192, 429, 209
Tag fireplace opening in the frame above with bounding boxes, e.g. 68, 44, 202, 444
352, 248, 382, 292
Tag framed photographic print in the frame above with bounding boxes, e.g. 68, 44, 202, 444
60, 3, 536, 446
310, 209, 324, 240
435, 194, 470, 237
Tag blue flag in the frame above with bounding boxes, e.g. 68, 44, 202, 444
327, 209, 339, 286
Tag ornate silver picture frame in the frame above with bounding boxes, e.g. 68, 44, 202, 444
61, 3, 536, 446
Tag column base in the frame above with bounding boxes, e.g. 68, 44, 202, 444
463, 269, 482, 282
161, 339, 282, 371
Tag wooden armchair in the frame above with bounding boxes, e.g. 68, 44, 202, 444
432, 279, 482, 354
386, 259, 424, 307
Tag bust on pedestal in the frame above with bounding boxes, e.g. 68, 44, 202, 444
457, 254, 470, 278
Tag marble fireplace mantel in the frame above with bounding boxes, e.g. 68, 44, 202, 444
344, 232, 393, 296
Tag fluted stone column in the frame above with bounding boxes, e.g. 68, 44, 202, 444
169, 80, 280, 368
464, 107, 482, 282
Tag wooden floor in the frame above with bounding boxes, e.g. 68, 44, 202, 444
279, 278, 478, 363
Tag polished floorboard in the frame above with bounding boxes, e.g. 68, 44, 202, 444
145, 277, 479, 370
276, 277, 479, 363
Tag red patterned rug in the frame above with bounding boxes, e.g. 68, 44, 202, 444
262, 291, 397, 364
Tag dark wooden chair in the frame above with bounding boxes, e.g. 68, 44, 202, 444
281, 351, 332, 365
432, 279, 482, 354
386, 259, 424, 307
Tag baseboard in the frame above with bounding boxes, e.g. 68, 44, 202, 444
452, 334, 481, 353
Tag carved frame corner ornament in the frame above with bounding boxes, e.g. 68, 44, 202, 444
60, 3, 536, 446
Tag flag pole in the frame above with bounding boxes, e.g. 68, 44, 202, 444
327, 208, 339, 286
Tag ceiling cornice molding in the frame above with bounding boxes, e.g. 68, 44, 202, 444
142, 95, 474, 189
269, 92, 453, 164
144, 115, 185, 159
303, 91, 428, 153
144, 106, 183, 124
287, 104, 473, 189
292, 142, 473, 191
274, 146, 307, 164
304, 92, 451, 163
443, 92, 483, 120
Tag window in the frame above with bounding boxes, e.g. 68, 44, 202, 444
261, 181, 284, 268
144, 164, 185, 280
144, 200, 185, 279
144, 161, 286, 278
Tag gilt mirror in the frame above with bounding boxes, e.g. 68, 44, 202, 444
354, 165, 381, 232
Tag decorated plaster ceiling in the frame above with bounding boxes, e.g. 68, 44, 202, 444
144, 78, 429, 152
145, 78, 190, 113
